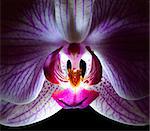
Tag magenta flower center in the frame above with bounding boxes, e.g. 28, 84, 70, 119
43, 43, 102, 109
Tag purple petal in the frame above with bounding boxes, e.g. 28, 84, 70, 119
54, 0, 94, 42
1, 0, 62, 42
90, 77, 149, 125
1, 0, 64, 104
0, 41, 57, 104
0, 80, 62, 127
86, 0, 148, 99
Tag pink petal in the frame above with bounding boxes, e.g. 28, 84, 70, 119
0, 80, 62, 127
52, 88, 99, 109
44, 46, 65, 84
85, 46, 102, 85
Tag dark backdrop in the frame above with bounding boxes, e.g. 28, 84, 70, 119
1, 106, 149, 131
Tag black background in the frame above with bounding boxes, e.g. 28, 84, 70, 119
1, 106, 149, 131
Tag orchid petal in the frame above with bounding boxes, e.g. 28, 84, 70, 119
90, 77, 149, 126
1, 0, 62, 42
0, 41, 57, 104
85, 46, 102, 85
0, 0, 64, 104
86, 0, 149, 99
0, 80, 62, 127
44, 46, 65, 84
54, 0, 94, 42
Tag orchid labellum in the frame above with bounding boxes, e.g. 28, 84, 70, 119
0, 0, 149, 127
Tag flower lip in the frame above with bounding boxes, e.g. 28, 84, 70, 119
58, 97, 88, 107
52, 88, 99, 109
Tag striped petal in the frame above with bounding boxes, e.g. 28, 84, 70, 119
1, 0, 61, 42
90, 77, 149, 126
54, 0, 94, 42
86, 0, 149, 99
0, 0, 64, 104
0, 80, 62, 127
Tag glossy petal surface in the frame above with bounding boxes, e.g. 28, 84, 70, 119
86, 0, 149, 99
52, 88, 99, 109
0, 80, 62, 127
90, 77, 149, 125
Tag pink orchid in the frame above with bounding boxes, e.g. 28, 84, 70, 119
0, 0, 149, 127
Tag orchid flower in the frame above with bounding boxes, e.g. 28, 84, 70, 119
0, 0, 149, 127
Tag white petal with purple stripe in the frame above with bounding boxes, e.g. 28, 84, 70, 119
0, 80, 62, 127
